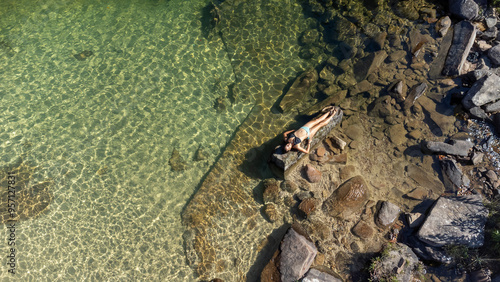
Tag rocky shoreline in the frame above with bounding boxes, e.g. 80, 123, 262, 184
255, 0, 500, 281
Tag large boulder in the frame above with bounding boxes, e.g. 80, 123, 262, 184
417, 195, 489, 248
271, 108, 343, 177
449, 0, 479, 20
322, 176, 370, 218
462, 73, 500, 110
280, 228, 317, 282
353, 50, 387, 82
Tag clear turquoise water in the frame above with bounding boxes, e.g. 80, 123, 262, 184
0, 0, 252, 280
0, 0, 315, 280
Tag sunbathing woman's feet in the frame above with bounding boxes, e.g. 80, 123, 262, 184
321, 105, 334, 113
328, 107, 337, 117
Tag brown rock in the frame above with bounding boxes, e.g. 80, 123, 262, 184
263, 179, 281, 204
299, 198, 318, 217
405, 187, 428, 200
316, 146, 327, 157
339, 165, 356, 182
264, 203, 280, 222
304, 164, 322, 183
322, 176, 370, 217
352, 221, 374, 239
328, 153, 347, 164
281, 180, 298, 193
261, 249, 281, 282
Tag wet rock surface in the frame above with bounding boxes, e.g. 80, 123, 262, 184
322, 176, 369, 218
280, 228, 318, 282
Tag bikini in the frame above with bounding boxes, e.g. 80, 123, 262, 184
287, 126, 310, 145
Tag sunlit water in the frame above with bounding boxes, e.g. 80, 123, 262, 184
0, 0, 256, 280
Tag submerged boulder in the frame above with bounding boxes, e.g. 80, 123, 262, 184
322, 176, 370, 218
279, 69, 318, 113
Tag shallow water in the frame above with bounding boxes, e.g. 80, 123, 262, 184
0, 0, 258, 280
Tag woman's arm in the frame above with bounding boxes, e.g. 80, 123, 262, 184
283, 130, 294, 141
294, 142, 310, 154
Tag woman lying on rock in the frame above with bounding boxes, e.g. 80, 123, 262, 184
282, 106, 337, 154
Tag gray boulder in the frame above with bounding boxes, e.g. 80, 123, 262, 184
417, 195, 489, 248
421, 139, 473, 157
376, 201, 400, 228
488, 44, 500, 65
449, 0, 479, 20
464, 73, 500, 108
442, 21, 477, 76
280, 228, 317, 282
440, 159, 470, 192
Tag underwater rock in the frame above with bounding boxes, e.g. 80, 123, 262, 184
442, 21, 476, 76
388, 80, 406, 103
169, 149, 186, 171
264, 203, 280, 222
281, 180, 298, 193
280, 228, 317, 282
304, 164, 321, 183
194, 146, 209, 161
404, 82, 427, 111
214, 96, 227, 112
74, 50, 93, 61
300, 29, 320, 45
417, 195, 488, 248
279, 69, 318, 113
298, 198, 318, 217
353, 50, 387, 82
376, 201, 400, 228
322, 175, 369, 218
261, 249, 281, 282
352, 221, 374, 239
263, 179, 281, 204
369, 96, 393, 118
387, 124, 407, 146
405, 187, 429, 200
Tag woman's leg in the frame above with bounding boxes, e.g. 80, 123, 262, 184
303, 111, 331, 128
308, 109, 336, 139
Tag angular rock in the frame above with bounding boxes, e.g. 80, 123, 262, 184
304, 164, 322, 183
485, 99, 500, 113
407, 212, 425, 228
488, 44, 500, 65
280, 228, 317, 282
302, 269, 342, 282
377, 201, 401, 228
322, 176, 370, 218
387, 124, 407, 145
328, 153, 347, 164
404, 82, 427, 110
369, 96, 393, 118
299, 198, 318, 217
370, 243, 425, 282
462, 74, 500, 109
449, 0, 479, 20
408, 236, 452, 264
436, 16, 452, 37
352, 221, 374, 239
279, 69, 318, 113
421, 139, 473, 157
406, 164, 444, 195
353, 50, 388, 82
440, 159, 470, 192
417, 195, 489, 248
471, 151, 484, 165
389, 80, 406, 103
442, 21, 476, 76
261, 249, 281, 282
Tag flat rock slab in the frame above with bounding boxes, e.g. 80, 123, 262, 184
417, 195, 489, 248
271, 108, 343, 176
302, 269, 342, 282
353, 50, 387, 82
421, 139, 473, 157
442, 21, 476, 76
280, 228, 317, 282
